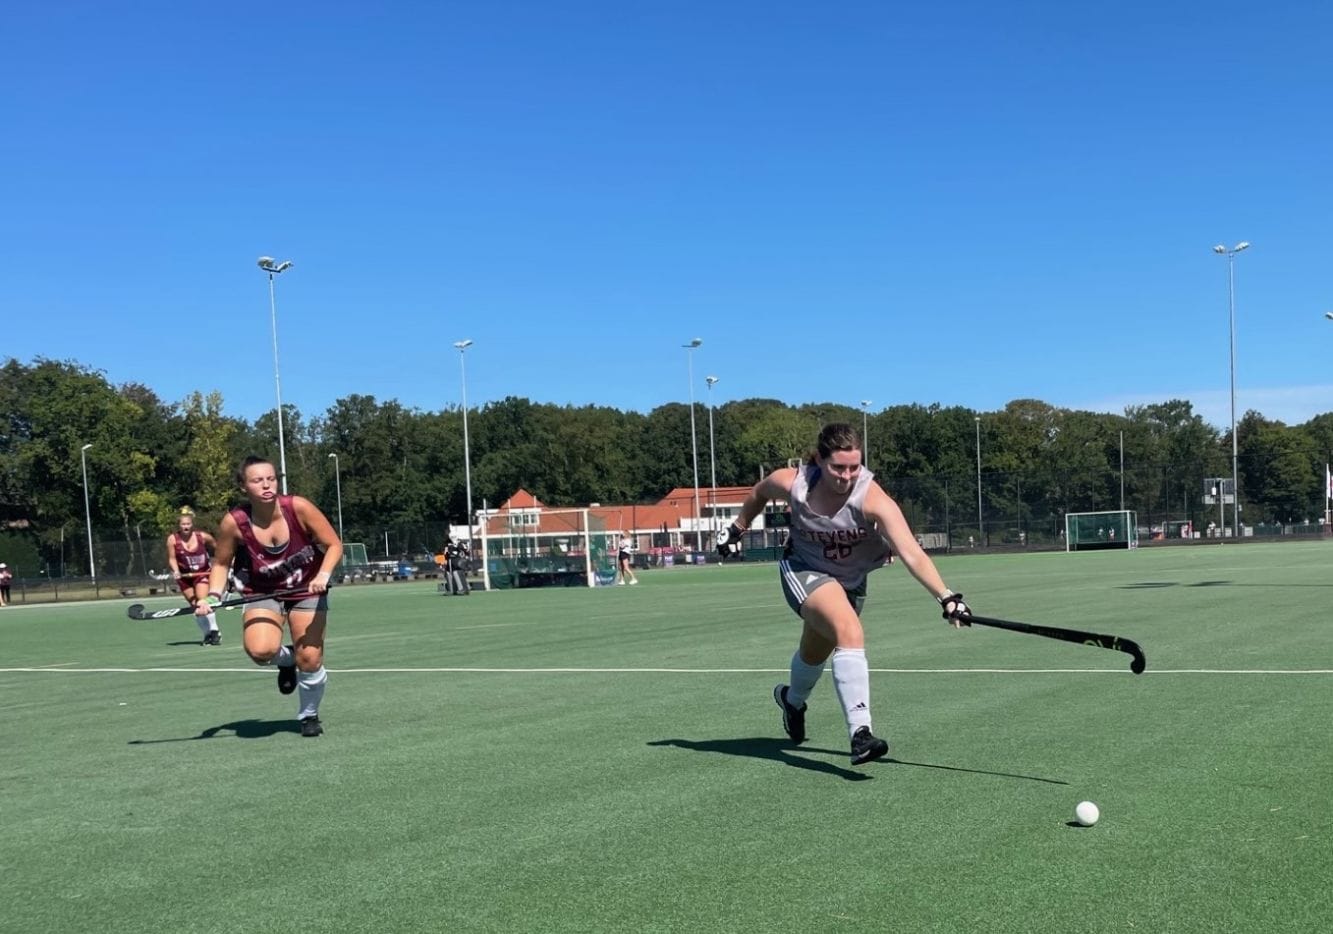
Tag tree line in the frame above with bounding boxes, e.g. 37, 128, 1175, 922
3, 357, 1332, 576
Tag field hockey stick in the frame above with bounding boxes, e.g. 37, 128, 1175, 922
960, 613, 1147, 674
126, 589, 307, 621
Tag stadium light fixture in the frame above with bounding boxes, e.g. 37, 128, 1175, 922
454, 339, 474, 537
683, 340, 703, 550
1214, 241, 1250, 538
257, 256, 294, 494
258, 257, 293, 274
705, 376, 720, 542
328, 453, 344, 541
80, 443, 96, 585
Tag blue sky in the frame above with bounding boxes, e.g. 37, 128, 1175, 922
3, 1, 1330, 432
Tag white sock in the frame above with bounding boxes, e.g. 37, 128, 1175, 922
785, 652, 825, 708
195, 614, 210, 636
205, 612, 218, 634
831, 647, 873, 737
268, 644, 294, 667
297, 666, 327, 720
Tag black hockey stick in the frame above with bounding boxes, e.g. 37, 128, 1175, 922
960, 613, 1147, 674
126, 589, 305, 620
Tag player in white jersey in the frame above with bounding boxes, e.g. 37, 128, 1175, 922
615, 532, 639, 586
715, 423, 971, 765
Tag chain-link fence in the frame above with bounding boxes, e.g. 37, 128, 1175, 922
3, 463, 1330, 603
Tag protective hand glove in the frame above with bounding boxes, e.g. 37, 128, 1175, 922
937, 590, 970, 625
716, 523, 745, 559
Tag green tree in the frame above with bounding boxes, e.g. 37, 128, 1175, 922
176, 391, 239, 523
1238, 412, 1319, 522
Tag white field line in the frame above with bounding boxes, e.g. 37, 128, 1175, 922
1, 666, 1330, 675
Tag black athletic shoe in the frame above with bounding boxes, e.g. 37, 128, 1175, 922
772, 684, 807, 744
204, 630, 221, 646
850, 726, 889, 765
277, 646, 297, 695
299, 716, 323, 738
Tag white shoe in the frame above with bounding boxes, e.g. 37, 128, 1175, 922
617, 580, 626, 586
629, 579, 638, 585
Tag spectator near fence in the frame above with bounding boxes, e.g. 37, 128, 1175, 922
0, 562, 11, 606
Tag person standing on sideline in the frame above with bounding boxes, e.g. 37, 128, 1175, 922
167, 507, 220, 645
715, 423, 971, 765
442, 534, 470, 596
0, 562, 11, 606
198, 456, 343, 737
615, 531, 639, 586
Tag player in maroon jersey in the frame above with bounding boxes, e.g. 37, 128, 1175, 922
167, 507, 220, 645
197, 456, 343, 737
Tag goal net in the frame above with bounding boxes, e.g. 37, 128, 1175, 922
338, 542, 371, 581
1064, 510, 1138, 552
478, 507, 615, 589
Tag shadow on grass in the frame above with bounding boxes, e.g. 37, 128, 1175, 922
128, 718, 302, 745
1121, 580, 1242, 589
887, 756, 1068, 785
166, 640, 206, 646
649, 737, 1069, 786
648, 737, 871, 781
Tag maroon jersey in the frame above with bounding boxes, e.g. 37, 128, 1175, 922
230, 496, 325, 599
171, 532, 211, 580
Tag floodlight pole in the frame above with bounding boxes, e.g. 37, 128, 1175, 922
454, 340, 474, 539
861, 400, 871, 469
1323, 314, 1333, 526
80, 443, 96, 585
1119, 430, 1125, 511
706, 376, 720, 542
1214, 242, 1249, 538
257, 257, 294, 494
684, 339, 703, 551
975, 416, 984, 543
328, 453, 344, 541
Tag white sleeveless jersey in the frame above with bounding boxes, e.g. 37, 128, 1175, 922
786, 463, 892, 589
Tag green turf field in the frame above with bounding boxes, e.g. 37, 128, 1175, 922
3, 543, 1331, 933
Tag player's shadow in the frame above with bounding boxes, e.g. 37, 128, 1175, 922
166, 640, 205, 646
128, 719, 302, 745
648, 737, 873, 782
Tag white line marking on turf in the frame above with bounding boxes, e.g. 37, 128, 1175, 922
322, 631, 406, 644
2, 667, 1332, 675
